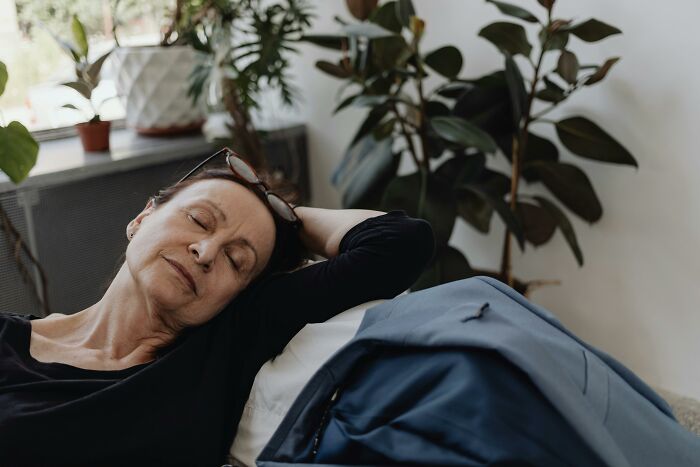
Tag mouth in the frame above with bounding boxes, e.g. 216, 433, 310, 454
163, 256, 197, 295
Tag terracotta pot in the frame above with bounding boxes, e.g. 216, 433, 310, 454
76, 120, 111, 152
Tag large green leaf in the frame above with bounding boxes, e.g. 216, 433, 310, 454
333, 93, 362, 114
333, 133, 391, 186
372, 117, 397, 140
516, 201, 556, 245
370, 1, 403, 33
431, 116, 498, 154
424, 46, 463, 79
533, 195, 584, 265
453, 72, 515, 136
538, 27, 569, 51
372, 35, 412, 70
584, 57, 620, 85
486, 0, 539, 23
86, 50, 112, 85
351, 95, 391, 107
458, 183, 525, 249
555, 116, 637, 166
412, 246, 473, 291
478, 22, 532, 57
568, 19, 621, 42
336, 135, 399, 209
61, 81, 92, 100
0, 61, 7, 97
315, 60, 352, 79
535, 76, 567, 103
497, 131, 559, 182
301, 34, 347, 50
351, 103, 391, 146
528, 160, 602, 222
0, 121, 39, 184
395, 0, 416, 27
457, 190, 494, 233
557, 50, 579, 84
71, 15, 89, 59
504, 54, 527, 126
436, 82, 473, 99
382, 171, 457, 247
435, 153, 486, 189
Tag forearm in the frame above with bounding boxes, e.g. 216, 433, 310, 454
294, 207, 386, 258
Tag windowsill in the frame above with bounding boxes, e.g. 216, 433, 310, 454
0, 117, 305, 194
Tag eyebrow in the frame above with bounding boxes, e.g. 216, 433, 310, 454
200, 199, 227, 222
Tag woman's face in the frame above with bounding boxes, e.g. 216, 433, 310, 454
125, 178, 276, 328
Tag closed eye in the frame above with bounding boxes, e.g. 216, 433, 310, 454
226, 251, 238, 271
188, 214, 207, 230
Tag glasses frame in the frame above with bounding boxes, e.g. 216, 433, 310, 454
177, 147, 301, 229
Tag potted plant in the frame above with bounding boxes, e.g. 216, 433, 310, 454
185, 0, 314, 170
304, 0, 637, 295
0, 60, 49, 314
53, 15, 113, 152
109, 1, 210, 135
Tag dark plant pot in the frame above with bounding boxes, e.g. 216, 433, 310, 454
76, 120, 111, 152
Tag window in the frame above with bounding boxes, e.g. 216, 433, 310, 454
0, 0, 171, 134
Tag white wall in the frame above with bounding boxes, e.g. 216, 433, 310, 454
275, 0, 700, 399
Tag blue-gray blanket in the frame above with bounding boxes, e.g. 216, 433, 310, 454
257, 276, 700, 466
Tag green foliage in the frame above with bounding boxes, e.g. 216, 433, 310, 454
308, 0, 636, 292
0, 61, 39, 184
48, 15, 113, 122
185, 0, 313, 113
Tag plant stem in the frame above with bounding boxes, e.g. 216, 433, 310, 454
0, 204, 50, 316
391, 102, 421, 170
500, 26, 550, 285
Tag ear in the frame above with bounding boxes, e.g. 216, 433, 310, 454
126, 198, 155, 239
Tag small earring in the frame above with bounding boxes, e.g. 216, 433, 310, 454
129, 232, 134, 239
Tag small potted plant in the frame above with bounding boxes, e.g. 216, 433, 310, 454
53, 15, 113, 152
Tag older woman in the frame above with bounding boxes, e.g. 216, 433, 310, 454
0, 148, 435, 467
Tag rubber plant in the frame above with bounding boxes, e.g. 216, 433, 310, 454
184, 0, 314, 172
304, 0, 636, 294
0, 61, 48, 314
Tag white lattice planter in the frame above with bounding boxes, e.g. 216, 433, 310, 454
111, 46, 207, 135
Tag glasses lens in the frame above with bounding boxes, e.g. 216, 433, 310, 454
228, 155, 259, 184
267, 193, 297, 222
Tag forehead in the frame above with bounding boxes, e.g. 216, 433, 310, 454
174, 178, 263, 213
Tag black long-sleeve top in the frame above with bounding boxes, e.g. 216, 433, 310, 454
0, 210, 435, 467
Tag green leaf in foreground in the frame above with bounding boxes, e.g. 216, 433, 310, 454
431, 116, 498, 154
0, 61, 7, 96
555, 116, 637, 166
568, 19, 621, 42
486, 0, 539, 23
424, 46, 463, 78
478, 21, 532, 57
0, 121, 39, 184
533, 195, 584, 266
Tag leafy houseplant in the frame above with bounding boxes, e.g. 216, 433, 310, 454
305, 0, 636, 294
54, 15, 113, 152
185, 0, 314, 171
0, 61, 49, 315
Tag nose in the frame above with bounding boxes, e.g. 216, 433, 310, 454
189, 240, 215, 271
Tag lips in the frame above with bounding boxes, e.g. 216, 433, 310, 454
164, 256, 197, 295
